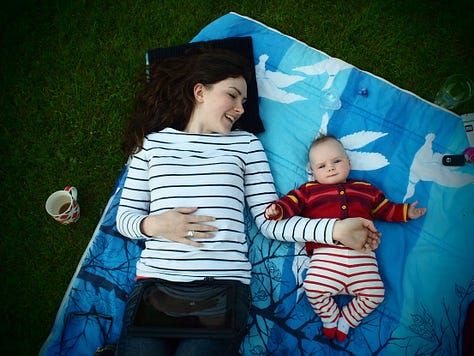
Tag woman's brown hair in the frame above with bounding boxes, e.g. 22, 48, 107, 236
123, 47, 252, 155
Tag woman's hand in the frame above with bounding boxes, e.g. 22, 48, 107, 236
140, 207, 218, 247
332, 217, 381, 253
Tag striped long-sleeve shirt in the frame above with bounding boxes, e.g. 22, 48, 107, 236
267, 179, 410, 254
116, 128, 336, 284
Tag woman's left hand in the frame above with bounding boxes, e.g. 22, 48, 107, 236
332, 217, 381, 253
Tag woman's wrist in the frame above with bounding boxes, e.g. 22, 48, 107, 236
331, 219, 343, 245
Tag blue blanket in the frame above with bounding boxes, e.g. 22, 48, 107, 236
41, 12, 474, 356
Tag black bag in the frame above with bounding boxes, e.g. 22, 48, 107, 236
127, 279, 238, 339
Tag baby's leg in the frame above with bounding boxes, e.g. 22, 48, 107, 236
304, 249, 347, 338
338, 251, 385, 341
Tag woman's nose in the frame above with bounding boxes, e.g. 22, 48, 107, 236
234, 102, 245, 114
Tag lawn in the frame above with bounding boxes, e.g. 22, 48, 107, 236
1, 0, 473, 354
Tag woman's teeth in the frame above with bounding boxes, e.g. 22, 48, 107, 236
225, 114, 235, 123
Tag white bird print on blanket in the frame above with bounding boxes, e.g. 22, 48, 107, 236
294, 58, 353, 90
255, 54, 307, 103
340, 131, 389, 171
313, 113, 389, 173
404, 133, 474, 201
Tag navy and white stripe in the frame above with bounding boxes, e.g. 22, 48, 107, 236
116, 128, 335, 284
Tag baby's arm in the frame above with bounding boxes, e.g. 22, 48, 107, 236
408, 200, 427, 220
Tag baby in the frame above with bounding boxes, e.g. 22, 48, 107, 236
265, 134, 426, 341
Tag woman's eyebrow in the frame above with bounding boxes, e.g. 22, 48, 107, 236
229, 86, 241, 94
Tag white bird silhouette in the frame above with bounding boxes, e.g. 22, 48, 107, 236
404, 133, 474, 201
306, 126, 389, 179
340, 131, 389, 171
346, 151, 390, 171
320, 112, 330, 135
294, 58, 353, 90
313, 114, 389, 173
255, 54, 307, 103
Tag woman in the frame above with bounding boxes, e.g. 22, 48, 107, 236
115, 48, 380, 355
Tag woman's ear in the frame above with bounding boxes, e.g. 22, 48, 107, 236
193, 83, 206, 103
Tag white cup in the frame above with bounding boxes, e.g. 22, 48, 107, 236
45, 186, 80, 225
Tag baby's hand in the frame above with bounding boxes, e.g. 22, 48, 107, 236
408, 201, 427, 220
265, 204, 280, 219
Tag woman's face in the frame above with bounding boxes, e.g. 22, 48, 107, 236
186, 76, 247, 134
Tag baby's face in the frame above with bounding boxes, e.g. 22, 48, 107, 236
309, 139, 351, 184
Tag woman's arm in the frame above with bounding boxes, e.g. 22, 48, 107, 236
116, 151, 151, 239
244, 136, 380, 251
116, 146, 218, 247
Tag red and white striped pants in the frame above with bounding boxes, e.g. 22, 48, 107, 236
303, 245, 385, 327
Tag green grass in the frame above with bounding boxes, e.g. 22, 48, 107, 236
1, 0, 473, 354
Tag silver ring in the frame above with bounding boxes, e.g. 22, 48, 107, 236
187, 230, 195, 238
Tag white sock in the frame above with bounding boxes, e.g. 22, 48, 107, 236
323, 321, 337, 329
337, 317, 350, 334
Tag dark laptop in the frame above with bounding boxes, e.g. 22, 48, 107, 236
127, 279, 238, 339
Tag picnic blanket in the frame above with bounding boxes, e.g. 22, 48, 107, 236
41, 12, 474, 356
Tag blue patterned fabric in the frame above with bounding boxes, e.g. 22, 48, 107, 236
41, 13, 474, 356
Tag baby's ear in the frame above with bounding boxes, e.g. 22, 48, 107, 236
306, 162, 314, 181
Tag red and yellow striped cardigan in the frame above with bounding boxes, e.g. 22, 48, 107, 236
267, 179, 410, 254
